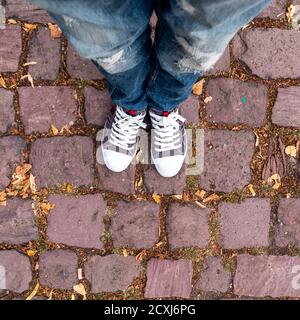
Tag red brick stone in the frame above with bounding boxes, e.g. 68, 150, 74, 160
111, 201, 160, 249
275, 198, 300, 247
272, 87, 300, 128
205, 78, 268, 126
0, 136, 26, 189
234, 255, 300, 297
85, 255, 140, 293
0, 89, 15, 134
30, 136, 94, 189
19, 86, 77, 134
0, 198, 38, 244
233, 29, 300, 79
67, 45, 104, 80
84, 86, 113, 127
167, 203, 210, 249
219, 199, 271, 249
199, 130, 254, 192
28, 27, 60, 80
0, 250, 32, 293
47, 194, 106, 249
39, 249, 78, 290
0, 25, 22, 72
145, 259, 193, 298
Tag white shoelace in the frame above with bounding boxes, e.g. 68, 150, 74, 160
150, 110, 186, 152
109, 106, 146, 150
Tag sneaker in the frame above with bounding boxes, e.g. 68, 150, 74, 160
101, 106, 146, 172
149, 108, 187, 177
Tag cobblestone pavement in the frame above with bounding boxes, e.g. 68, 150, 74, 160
0, 0, 300, 300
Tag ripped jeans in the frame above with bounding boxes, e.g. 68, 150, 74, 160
29, 0, 270, 111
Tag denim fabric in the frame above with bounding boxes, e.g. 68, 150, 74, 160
30, 0, 271, 111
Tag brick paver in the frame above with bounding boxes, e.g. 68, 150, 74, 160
144, 259, 193, 298
0, 250, 32, 293
205, 78, 268, 126
111, 201, 159, 249
85, 255, 140, 293
272, 87, 300, 128
166, 203, 210, 249
195, 256, 231, 293
39, 249, 78, 290
30, 136, 94, 189
19, 87, 77, 134
0, 88, 15, 134
0, 136, 26, 189
0, 198, 38, 244
1, 1, 300, 300
233, 29, 300, 79
0, 25, 22, 72
219, 199, 271, 249
47, 194, 106, 249
200, 130, 255, 192
234, 255, 300, 298
275, 198, 300, 247
28, 28, 61, 80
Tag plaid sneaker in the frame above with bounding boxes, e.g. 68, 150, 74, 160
149, 108, 187, 177
100, 105, 146, 172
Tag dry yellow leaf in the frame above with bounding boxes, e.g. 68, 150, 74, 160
48, 23, 62, 38
136, 249, 147, 262
51, 124, 59, 135
0, 191, 7, 207
195, 200, 206, 209
286, 4, 296, 22
135, 176, 143, 188
248, 184, 256, 197
23, 23, 37, 33
29, 174, 37, 194
204, 96, 213, 104
285, 145, 297, 158
195, 189, 206, 199
65, 183, 73, 193
40, 201, 55, 214
26, 282, 40, 300
0, 76, 7, 88
268, 173, 281, 190
73, 283, 87, 299
123, 249, 129, 257
203, 193, 221, 203
27, 249, 37, 257
152, 193, 161, 204
192, 79, 205, 96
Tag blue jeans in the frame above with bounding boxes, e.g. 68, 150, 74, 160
30, 0, 270, 111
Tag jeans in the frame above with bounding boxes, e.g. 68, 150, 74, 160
30, 0, 271, 111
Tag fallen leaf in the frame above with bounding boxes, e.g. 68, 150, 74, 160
182, 191, 190, 202
73, 283, 87, 299
268, 173, 281, 190
172, 194, 183, 200
203, 193, 221, 203
0, 191, 7, 207
195, 200, 206, 208
195, 189, 206, 199
40, 201, 55, 214
286, 4, 296, 22
51, 124, 59, 135
26, 282, 40, 300
204, 96, 213, 104
48, 23, 62, 38
135, 176, 143, 188
155, 241, 164, 247
29, 174, 37, 194
247, 184, 256, 197
152, 193, 161, 204
27, 249, 37, 257
192, 79, 205, 96
136, 249, 147, 262
285, 145, 297, 158
0, 76, 7, 88
7, 19, 18, 24
65, 183, 73, 193
23, 23, 37, 33
122, 249, 129, 257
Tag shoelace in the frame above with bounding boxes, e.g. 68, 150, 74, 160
109, 106, 146, 150
150, 110, 186, 152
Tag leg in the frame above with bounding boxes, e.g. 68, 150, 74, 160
29, 0, 154, 110
147, 0, 272, 111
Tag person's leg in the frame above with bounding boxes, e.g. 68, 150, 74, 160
147, 0, 272, 111
29, 0, 154, 111
148, 0, 271, 177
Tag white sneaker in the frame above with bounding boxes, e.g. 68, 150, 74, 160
100, 106, 146, 172
149, 108, 187, 177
